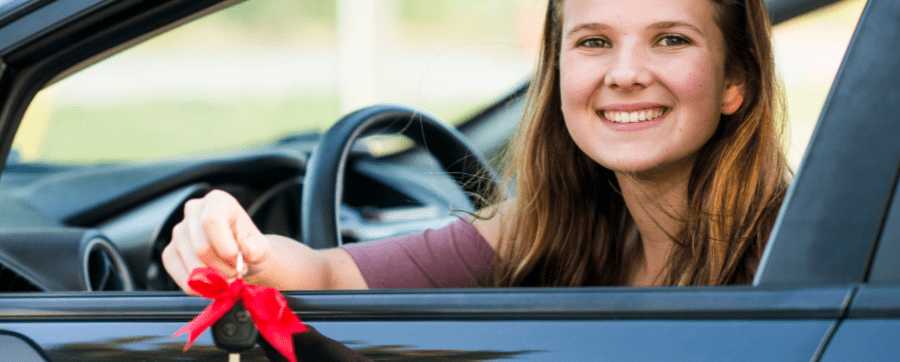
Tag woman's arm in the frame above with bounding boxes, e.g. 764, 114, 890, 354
238, 236, 368, 291
161, 189, 367, 294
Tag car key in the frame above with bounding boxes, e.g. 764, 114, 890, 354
212, 251, 258, 362
213, 302, 258, 361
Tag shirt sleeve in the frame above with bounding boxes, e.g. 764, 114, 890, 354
339, 217, 496, 288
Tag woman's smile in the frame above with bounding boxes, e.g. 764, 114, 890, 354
600, 107, 667, 124
597, 103, 670, 132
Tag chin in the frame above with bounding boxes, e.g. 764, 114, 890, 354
600, 156, 696, 182
600, 160, 658, 176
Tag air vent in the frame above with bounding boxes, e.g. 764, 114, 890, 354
82, 238, 133, 291
0, 263, 41, 292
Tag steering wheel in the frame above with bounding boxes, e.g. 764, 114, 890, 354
300, 104, 503, 249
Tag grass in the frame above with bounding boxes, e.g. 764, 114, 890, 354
17, 91, 495, 165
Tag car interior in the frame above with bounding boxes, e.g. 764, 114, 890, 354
0, 0, 873, 294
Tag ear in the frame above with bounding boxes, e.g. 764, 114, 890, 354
721, 76, 745, 115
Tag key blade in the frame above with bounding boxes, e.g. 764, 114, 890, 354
236, 250, 244, 278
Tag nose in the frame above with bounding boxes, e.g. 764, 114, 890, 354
604, 45, 652, 91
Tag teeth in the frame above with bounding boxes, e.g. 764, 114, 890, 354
603, 108, 665, 124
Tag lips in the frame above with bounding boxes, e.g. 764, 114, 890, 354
599, 106, 668, 124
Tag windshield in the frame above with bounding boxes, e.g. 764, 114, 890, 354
10, 0, 543, 166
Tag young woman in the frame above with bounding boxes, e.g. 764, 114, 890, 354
163, 0, 788, 292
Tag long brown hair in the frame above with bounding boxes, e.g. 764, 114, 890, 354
492, 0, 788, 287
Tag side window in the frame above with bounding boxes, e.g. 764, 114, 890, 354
4, 0, 874, 293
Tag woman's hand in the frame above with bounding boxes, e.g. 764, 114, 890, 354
162, 189, 369, 294
162, 189, 273, 294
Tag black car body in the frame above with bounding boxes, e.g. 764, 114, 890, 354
0, 0, 899, 360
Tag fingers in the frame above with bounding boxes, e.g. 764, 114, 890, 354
161, 242, 197, 296
161, 189, 271, 294
195, 192, 239, 261
183, 198, 236, 275
239, 232, 272, 276
200, 190, 271, 271
240, 232, 271, 264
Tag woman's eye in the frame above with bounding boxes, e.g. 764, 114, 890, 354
578, 38, 609, 48
658, 35, 689, 47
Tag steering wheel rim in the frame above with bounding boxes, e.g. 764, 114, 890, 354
301, 104, 502, 249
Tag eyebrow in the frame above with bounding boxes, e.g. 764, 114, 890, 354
565, 23, 611, 38
649, 21, 704, 35
565, 21, 704, 39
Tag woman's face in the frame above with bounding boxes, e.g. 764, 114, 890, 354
559, 0, 743, 179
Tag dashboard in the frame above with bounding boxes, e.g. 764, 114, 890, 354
0, 139, 470, 293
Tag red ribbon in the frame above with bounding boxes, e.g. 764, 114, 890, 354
174, 267, 308, 362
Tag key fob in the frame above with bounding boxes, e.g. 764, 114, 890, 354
212, 301, 259, 353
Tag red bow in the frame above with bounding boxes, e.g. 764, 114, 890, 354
174, 267, 308, 362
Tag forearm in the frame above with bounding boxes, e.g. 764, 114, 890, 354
245, 235, 368, 291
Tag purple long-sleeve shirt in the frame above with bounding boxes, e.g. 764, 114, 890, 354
340, 218, 495, 288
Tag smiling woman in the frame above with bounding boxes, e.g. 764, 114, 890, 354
161, 0, 790, 294
486, 0, 789, 287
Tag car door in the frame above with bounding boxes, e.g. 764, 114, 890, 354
821, 210, 900, 361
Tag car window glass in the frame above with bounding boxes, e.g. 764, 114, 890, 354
772, 0, 867, 170
10, 0, 543, 166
